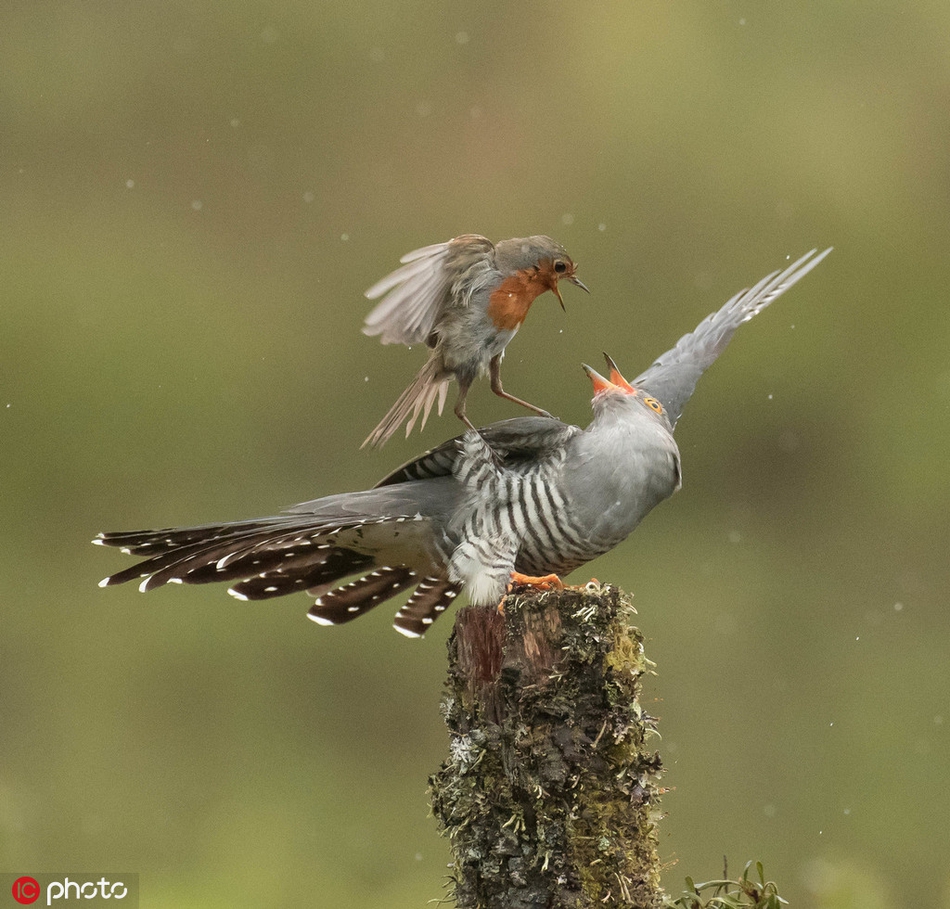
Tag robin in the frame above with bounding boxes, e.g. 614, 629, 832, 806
360, 234, 589, 448
96, 248, 830, 637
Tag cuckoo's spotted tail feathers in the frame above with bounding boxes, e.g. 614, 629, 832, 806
95, 516, 463, 638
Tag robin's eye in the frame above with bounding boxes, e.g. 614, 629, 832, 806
643, 397, 664, 413
553, 260, 567, 274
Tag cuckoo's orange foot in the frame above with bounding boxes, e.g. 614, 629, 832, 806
509, 571, 565, 592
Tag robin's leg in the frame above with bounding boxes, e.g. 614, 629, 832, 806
453, 381, 479, 433
489, 356, 554, 419
456, 379, 507, 465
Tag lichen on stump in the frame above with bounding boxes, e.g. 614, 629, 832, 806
429, 583, 663, 909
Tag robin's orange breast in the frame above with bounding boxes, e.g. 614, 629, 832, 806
487, 271, 554, 331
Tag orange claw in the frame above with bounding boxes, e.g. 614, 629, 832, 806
509, 571, 565, 592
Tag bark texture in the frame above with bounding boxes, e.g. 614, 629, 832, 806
429, 583, 663, 908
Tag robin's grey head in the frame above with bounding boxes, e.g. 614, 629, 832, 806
494, 236, 589, 309
583, 353, 672, 428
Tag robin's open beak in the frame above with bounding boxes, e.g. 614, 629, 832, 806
552, 274, 589, 312
569, 275, 590, 294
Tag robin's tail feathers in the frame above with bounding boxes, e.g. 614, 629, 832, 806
362, 357, 451, 449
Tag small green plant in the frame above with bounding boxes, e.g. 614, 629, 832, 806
665, 861, 787, 909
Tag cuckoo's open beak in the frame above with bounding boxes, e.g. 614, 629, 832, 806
584, 357, 637, 397
582, 364, 616, 396
602, 353, 634, 392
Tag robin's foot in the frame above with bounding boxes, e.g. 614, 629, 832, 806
496, 393, 554, 421
478, 433, 506, 468
508, 571, 565, 592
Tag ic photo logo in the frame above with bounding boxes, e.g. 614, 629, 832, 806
4, 874, 138, 907
10, 878, 39, 905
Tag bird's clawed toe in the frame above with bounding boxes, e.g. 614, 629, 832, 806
508, 571, 565, 593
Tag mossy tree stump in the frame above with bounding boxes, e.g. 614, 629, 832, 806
429, 583, 663, 909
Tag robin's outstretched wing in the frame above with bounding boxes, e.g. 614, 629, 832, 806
634, 247, 832, 427
363, 235, 495, 346
375, 417, 582, 486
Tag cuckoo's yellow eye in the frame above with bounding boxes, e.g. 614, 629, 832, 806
643, 396, 664, 414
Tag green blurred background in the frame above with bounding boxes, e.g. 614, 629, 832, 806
3, 2, 949, 906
